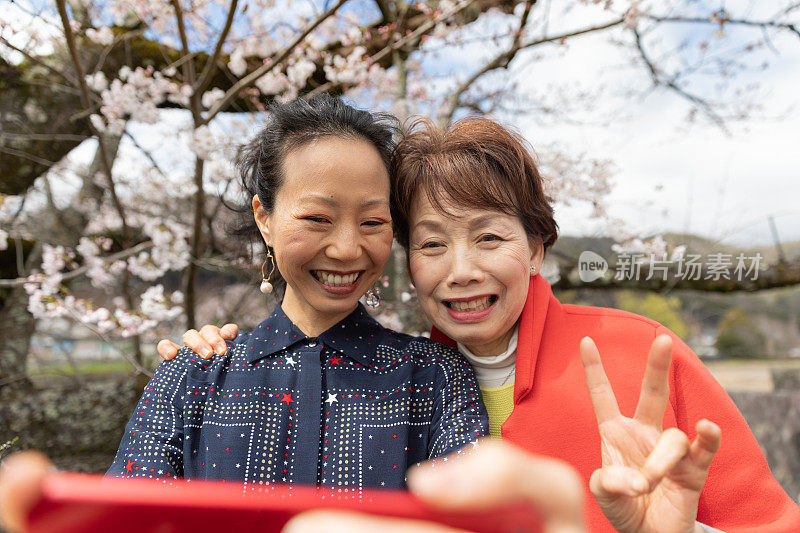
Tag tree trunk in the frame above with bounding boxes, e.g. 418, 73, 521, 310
0, 133, 122, 391
0, 242, 41, 390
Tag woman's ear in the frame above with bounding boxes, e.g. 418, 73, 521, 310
529, 237, 545, 274
252, 194, 272, 244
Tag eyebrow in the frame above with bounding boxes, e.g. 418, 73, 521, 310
411, 219, 444, 232
300, 194, 389, 208
412, 213, 512, 232
467, 213, 504, 229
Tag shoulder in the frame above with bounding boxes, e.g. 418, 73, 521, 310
554, 302, 666, 342
401, 334, 475, 383
383, 329, 463, 361
155, 345, 229, 382
374, 328, 469, 370
561, 303, 662, 331
548, 302, 699, 367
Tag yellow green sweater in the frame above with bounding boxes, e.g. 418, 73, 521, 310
479, 382, 515, 439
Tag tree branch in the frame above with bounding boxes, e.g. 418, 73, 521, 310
0, 146, 57, 167
633, 29, 729, 132
195, 0, 239, 94
170, 0, 197, 89
63, 304, 153, 378
0, 35, 76, 85
0, 240, 156, 288
646, 14, 800, 34
202, 0, 350, 123
55, 0, 130, 238
441, 0, 536, 126
0, 132, 90, 142
305, 0, 476, 100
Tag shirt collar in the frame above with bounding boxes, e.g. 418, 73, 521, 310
245, 303, 389, 366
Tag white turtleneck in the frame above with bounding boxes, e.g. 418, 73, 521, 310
457, 325, 518, 389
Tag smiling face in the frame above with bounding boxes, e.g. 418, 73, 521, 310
254, 136, 393, 336
408, 191, 544, 357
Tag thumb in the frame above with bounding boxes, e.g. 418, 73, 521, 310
0, 451, 54, 533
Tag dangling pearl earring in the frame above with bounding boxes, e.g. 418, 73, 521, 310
530, 265, 538, 275
260, 247, 276, 294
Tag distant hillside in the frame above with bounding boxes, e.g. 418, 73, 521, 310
552, 233, 800, 263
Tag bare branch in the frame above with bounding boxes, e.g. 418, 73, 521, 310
195, 0, 239, 94
122, 131, 168, 178
633, 29, 729, 132
441, 0, 537, 126
0, 132, 90, 142
373, 0, 394, 22
0, 146, 57, 167
518, 16, 626, 51
55, 0, 130, 237
0, 35, 76, 84
203, 0, 350, 123
646, 14, 800, 34
170, 0, 197, 90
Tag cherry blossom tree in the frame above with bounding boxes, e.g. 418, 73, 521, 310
1, 0, 798, 388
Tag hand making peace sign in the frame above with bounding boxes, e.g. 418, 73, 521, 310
580, 335, 722, 533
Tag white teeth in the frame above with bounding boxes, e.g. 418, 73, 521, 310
315, 271, 359, 286
449, 296, 491, 312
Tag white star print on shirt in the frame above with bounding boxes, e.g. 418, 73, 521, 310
325, 393, 338, 404
286, 356, 297, 366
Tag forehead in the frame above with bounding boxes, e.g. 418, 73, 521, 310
279, 136, 390, 198
410, 190, 521, 230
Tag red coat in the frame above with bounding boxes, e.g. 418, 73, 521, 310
432, 275, 800, 532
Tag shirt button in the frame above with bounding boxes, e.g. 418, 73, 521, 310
308, 341, 317, 347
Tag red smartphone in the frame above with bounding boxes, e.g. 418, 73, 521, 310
25, 473, 542, 533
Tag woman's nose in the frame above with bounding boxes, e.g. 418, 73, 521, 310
446, 248, 485, 286
325, 224, 362, 262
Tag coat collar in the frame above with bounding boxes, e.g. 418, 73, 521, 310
245, 303, 388, 367
430, 275, 555, 403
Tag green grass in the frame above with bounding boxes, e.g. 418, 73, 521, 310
29, 358, 157, 377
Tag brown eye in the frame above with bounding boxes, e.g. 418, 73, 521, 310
479, 234, 502, 242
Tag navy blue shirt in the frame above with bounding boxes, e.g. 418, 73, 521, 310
108, 304, 488, 491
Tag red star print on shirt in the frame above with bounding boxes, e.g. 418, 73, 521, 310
330, 356, 341, 365
125, 459, 134, 473
281, 393, 295, 404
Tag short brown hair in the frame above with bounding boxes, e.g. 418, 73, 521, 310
390, 116, 558, 252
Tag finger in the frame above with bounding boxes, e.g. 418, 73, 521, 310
283, 510, 467, 533
182, 329, 213, 359
633, 335, 673, 428
199, 325, 227, 355
407, 439, 584, 532
589, 465, 649, 499
641, 427, 690, 487
220, 324, 239, 340
156, 340, 180, 361
579, 337, 620, 424
688, 419, 721, 471
0, 451, 54, 533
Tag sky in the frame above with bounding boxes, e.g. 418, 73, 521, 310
493, 2, 800, 247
